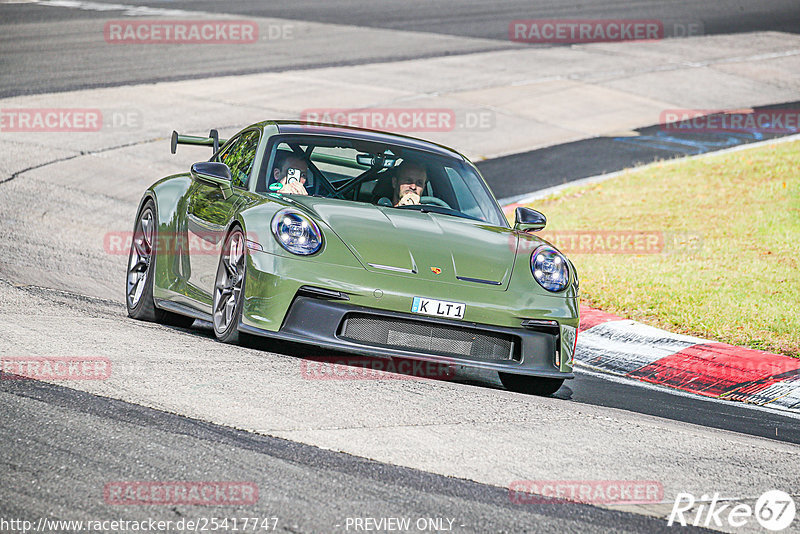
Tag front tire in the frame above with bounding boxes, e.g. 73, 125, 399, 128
126, 200, 195, 328
499, 373, 564, 396
212, 227, 246, 344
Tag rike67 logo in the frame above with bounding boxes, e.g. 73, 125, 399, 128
668, 490, 796, 531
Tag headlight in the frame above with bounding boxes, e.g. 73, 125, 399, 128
271, 208, 323, 255
531, 245, 570, 292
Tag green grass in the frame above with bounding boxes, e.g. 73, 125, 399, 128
522, 140, 800, 357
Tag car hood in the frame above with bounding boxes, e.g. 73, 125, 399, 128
291, 197, 517, 289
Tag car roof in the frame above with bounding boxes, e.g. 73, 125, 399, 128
263, 120, 465, 161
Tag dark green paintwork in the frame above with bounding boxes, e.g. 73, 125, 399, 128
139, 121, 579, 376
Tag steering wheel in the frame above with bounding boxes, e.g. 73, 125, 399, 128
420, 196, 452, 209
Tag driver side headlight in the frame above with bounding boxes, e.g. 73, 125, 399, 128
531, 245, 570, 292
271, 208, 323, 255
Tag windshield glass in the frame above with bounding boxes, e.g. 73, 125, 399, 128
256, 135, 508, 227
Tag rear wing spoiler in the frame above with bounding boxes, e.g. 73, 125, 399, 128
170, 130, 229, 154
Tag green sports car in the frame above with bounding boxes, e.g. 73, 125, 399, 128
126, 121, 579, 395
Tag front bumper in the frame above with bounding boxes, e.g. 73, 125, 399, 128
239, 295, 574, 379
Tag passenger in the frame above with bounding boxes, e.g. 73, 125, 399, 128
392, 160, 427, 206
273, 155, 309, 195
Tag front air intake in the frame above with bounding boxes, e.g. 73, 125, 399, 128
339, 314, 518, 361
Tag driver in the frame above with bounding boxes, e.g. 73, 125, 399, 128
272, 155, 309, 195
392, 160, 427, 207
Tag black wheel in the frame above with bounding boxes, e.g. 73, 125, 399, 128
212, 227, 246, 344
126, 200, 195, 328
499, 373, 564, 396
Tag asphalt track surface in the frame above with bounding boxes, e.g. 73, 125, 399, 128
3, 1, 800, 532
2, 0, 800, 96
79, 0, 800, 39
0, 376, 691, 534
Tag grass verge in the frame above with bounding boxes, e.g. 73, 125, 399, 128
519, 139, 800, 357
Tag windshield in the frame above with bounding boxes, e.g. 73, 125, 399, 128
256, 135, 508, 227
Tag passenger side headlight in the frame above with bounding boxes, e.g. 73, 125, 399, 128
531, 245, 570, 292
271, 208, 323, 255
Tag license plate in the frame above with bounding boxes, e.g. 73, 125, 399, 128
411, 297, 465, 319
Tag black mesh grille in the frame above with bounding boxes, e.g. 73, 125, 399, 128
339, 314, 517, 361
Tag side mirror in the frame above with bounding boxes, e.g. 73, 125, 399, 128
191, 162, 233, 199
514, 207, 546, 232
